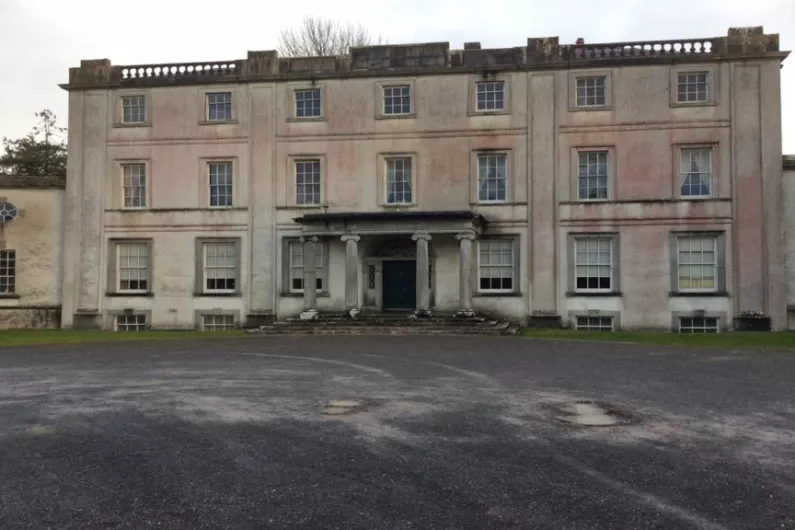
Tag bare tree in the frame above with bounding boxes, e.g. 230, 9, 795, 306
278, 17, 384, 57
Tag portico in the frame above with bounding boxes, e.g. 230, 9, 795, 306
292, 211, 486, 318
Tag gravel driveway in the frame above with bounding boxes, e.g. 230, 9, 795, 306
0, 335, 793, 529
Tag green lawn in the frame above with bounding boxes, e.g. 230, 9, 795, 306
0, 329, 247, 347
521, 328, 795, 350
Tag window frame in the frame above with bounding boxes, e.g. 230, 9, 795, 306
475, 80, 506, 112
672, 312, 725, 333
575, 149, 611, 201
207, 160, 234, 208
571, 73, 612, 110
476, 237, 519, 295
374, 80, 416, 119
194, 238, 242, 296
0, 249, 16, 295
121, 162, 148, 210
202, 90, 235, 123
574, 315, 615, 331
294, 158, 323, 206
113, 312, 149, 332
281, 238, 329, 296
677, 145, 714, 199
108, 239, 153, 296
198, 312, 238, 331
670, 232, 725, 295
120, 94, 148, 125
476, 151, 509, 204
384, 156, 414, 206
568, 233, 621, 295
294, 87, 324, 120
670, 65, 717, 107
115, 92, 150, 127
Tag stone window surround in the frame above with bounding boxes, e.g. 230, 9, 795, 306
468, 74, 511, 116
669, 64, 718, 108
568, 310, 621, 330
115, 159, 151, 210
106, 238, 154, 296
114, 90, 150, 128
570, 145, 616, 202
671, 311, 727, 332
669, 231, 727, 295
194, 237, 243, 297
673, 143, 718, 200
197, 88, 238, 125
566, 232, 621, 296
474, 235, 521, 296
569, 70, 613, 111
377, 152, 418, 208
374, 79, 416, 120
280, 237, 330, 297
106, 309, 152, 331
194, 309, 240, 330
286, 81, 326, 121
471, 148, 512, 204
197, 156, 237, 208
287, 154, 326, 207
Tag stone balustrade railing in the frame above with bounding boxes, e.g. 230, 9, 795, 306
569, 39, 715, 60
64, 27, 783, 88
117, 61, 242, 80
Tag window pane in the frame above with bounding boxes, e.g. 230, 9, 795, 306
288, 241, 324, 292
476, 81, 505, 111
478, 239, 515, 292
383, 85, 412, 115
574, 238, 613, 291
122, 95, 146, 124
209, 162, 233, 207
296, 160, 321, 205
207, 92, 232, 121
116, 314, 147, 331
0, 250, 16, 294
477, 154, 508, 202
295, 88, 322, 118
577, 151, 608, 200
677, 235, 717, 291
118, 243, 148, 292
680, 148, 712, 197
677, 72, 709, 103
122, 163, 146, 208
204, 242, 236, 292
386, 157, 412, 204
576, 76, 606, 107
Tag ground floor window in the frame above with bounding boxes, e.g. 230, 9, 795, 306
202, 314, 235, 330
203, 241, 237, 293
678, 316, 719, 333
575, 316, 614, 331
574, 237, 613, 292
115, 314, 147, 331
0, 250, 15, 294
478, 239, 515, 293
289, 240, 325, 292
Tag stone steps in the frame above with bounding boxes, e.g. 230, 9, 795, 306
247, 314, 520, 336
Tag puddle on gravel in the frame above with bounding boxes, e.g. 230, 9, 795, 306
551, 400, 638, 427
323, 399, 369, 416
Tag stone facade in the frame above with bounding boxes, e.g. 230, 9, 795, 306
58, 26, 791, 331
0, 176, 64, 329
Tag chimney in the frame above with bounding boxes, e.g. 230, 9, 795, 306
575, 37, 585, 45
464, 42, 481, 50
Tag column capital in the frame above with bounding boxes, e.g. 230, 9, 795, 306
411, 232, 432, 242
455, 231, 477, 241
341, 234, 361, 243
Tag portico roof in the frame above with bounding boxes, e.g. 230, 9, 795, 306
293, 210, 487, 226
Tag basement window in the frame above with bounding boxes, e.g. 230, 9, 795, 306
115, 314, 147, 331
575, 316, 614, 331
678, 316, 719, 333
202, 314, 235, 331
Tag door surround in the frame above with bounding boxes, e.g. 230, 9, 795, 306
362, 236, 435, 311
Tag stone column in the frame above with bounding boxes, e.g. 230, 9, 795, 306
341, 234, 361, 318
412, 232, 432, 317
300, 236, 318, 320
456, 232, 476, 318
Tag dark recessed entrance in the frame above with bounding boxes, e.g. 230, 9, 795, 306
382, 260, 416, 311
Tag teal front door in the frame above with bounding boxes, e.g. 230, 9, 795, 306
382, 260, 416, 310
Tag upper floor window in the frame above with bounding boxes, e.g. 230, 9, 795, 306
208, 162, 233, 207
383, 85, 412, 115
206, 92, 232, 122
122, 95, 146, 124
203, 241, 237, 293
680, 147, 712, 198
675, 234, 717, 292
576, 76, 607, 107
122, 163, 146, 209
0, 250, 15, 295
295, 159, 321, 206
118, 242, 149, 293
677, 72, 709, 103
386, 157, 413, 205
476, 81, 505, 111
578, 151, 608, 200
574, 236, 615, 293
478, 239, 516, 293
295, 88, 322, 118
477, 153, 507, 202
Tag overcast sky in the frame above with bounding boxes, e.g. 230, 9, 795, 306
1, 0, 793, 151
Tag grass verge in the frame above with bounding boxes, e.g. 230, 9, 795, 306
0, 329, 247, 347
521, 328, 795, 350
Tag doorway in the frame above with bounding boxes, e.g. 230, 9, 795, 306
382, 260, 416, 311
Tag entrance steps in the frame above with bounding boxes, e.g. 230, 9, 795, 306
247, 312, 521, 336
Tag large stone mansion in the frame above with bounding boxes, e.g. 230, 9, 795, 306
2, 26, 793, 332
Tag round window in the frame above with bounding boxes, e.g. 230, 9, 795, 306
0, 202, 18, 223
